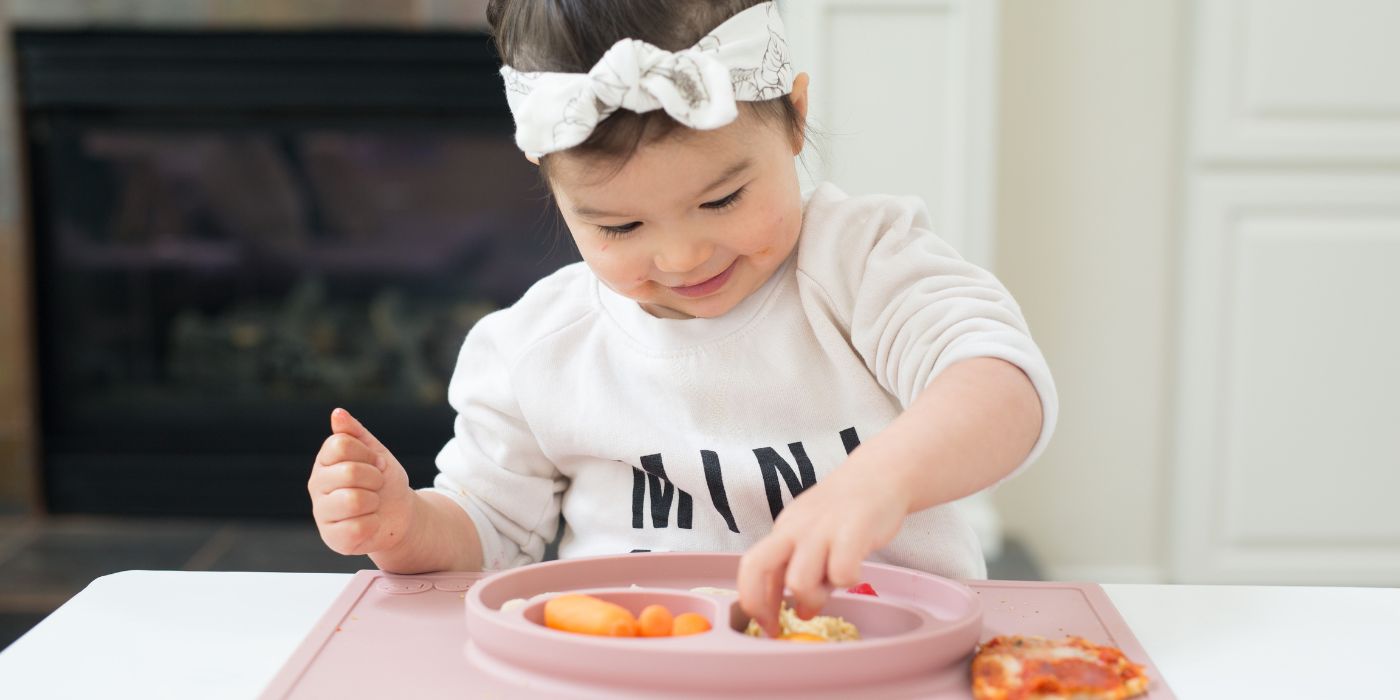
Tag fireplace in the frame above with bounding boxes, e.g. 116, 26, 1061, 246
14, 29, 575, 516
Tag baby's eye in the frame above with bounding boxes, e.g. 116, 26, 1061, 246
700, 186, 746, 211
596, 221, 642, 238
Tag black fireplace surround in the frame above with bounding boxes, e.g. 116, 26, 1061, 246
15, 29, 576, 516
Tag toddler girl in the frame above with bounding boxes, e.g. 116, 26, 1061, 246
308, 0, 1056, 636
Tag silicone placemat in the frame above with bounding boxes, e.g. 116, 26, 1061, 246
261, 555, 1173, 699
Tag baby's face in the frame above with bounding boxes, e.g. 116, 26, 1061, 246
546, 109, 805, 320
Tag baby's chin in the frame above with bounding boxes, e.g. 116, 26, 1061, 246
641, 300, 716, 320
639, 292, 740, 320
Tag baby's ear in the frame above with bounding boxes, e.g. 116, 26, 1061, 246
791, 72, 810, 114
789, 72, 811, 153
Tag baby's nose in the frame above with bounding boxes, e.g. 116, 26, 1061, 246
653, 238, 715, 275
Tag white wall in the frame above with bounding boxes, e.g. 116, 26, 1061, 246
991, 0, 1182, 583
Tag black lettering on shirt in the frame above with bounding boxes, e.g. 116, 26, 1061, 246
701, 450, 740, 534
840, 426, 861, 455
754, 442, 817, 520
631, 453, 693, 529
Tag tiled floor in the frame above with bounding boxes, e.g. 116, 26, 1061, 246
0, 515, 1042, 651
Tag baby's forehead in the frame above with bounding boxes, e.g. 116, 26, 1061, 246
547, 112, 773, 190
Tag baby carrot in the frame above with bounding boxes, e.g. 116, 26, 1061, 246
544, 594, 640, 637
779, 632, 828, 643
671, 612, 712, 636
638, 604, 674, 637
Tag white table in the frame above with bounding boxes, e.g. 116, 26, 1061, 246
0, 571, 1396, 699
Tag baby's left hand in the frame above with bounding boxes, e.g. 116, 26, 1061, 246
736, 456, 911, 637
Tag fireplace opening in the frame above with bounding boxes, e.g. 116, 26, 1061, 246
15, 30, 577, 516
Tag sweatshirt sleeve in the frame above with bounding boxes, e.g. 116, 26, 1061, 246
424, 311, 566, 570
797, 188, 1058, 480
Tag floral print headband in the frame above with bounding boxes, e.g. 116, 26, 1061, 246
499, 1, 794, 158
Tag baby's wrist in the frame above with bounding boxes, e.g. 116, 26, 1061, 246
369, 490, 425, 563
829, 452, 917, 521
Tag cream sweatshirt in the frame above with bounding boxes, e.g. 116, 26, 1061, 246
428, 183, 1057, 578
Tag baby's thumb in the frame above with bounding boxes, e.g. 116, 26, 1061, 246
330, 407, 388, 456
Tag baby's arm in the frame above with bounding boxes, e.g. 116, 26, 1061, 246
422, 309, 568, 571
738, 356, 1041, 636
859, 355, 1042, 513
738, 190, 1057, 635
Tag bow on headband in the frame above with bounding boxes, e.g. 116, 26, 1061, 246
500, 2, 794, 158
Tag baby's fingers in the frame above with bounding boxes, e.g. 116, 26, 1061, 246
316, 433, 380, 470
308, 461, 385, 496
313, 487, 381, 524
826, 530, 867, 589
738, 535, 793, 638
785, 538, 832, 620
320, 513, 382, 555
330, 408, 389, 455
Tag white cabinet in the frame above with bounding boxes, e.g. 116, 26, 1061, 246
1173, 0, 1400, 584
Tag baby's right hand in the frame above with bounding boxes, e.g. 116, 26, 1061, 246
309, 408, 416, 556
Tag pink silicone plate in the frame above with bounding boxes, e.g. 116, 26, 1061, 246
465, 552, 980, 695
261, 553, 1175, 699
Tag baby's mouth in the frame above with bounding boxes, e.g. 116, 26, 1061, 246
668, 260, 737, 298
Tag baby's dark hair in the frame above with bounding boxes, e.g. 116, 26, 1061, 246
486, 0, 806, 176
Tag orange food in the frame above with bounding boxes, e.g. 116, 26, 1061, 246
778, 633, 828, 643
638, 604, 675, 637
543, 594, 639, 637
671, 612, 712, 636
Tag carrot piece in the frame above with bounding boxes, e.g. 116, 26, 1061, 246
779, 632, 828, 643
671, 612, 712, 636
543, 594, 639, 637
638, 604, 675, 637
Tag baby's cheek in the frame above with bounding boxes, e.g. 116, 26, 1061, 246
753, 213, 799, 262
591, 257, 653, 298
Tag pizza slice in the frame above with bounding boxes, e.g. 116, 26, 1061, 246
971, 634, 1150, 700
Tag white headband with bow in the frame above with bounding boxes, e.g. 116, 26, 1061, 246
499, 2, 794, 158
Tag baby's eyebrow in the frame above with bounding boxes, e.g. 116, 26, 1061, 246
572, 202, 627, 219
571, 157, 753, 219
694, 157, 753, 198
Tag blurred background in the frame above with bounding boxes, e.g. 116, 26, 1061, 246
0, 0, 1396, 650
